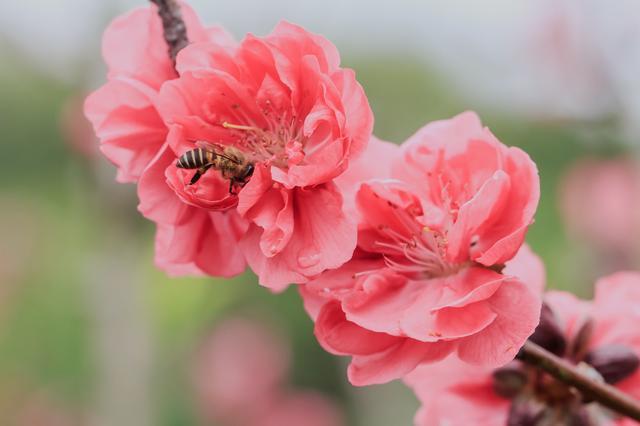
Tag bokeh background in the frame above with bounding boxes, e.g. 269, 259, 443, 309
1, 1, 640, 425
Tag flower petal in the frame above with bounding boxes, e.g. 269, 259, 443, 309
241, 183, 356, 290
457, 278, 542, 367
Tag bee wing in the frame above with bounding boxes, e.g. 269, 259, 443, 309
194, 140, 224, 152
191, 140, 243, 164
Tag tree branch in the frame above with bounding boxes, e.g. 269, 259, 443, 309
518, 340, 640, 422
149, 0, 189, 66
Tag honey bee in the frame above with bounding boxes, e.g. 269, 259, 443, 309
176, 142, 254, 192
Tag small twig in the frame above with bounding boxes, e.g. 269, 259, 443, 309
518, 340, 640, 422
149, 0, 189, 66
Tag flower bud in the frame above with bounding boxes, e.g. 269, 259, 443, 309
493, 362, 528, 398
528, 303, 567, 356
570, 318, 594, 362
584, 344, 640, 384
507, 397, 546, 426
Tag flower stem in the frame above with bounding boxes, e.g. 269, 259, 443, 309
518, 340, 640, 421
149, 0, 189, 66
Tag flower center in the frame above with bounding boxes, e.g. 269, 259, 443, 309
222, 119, 305, 168
371, 201, 466, 279
375, 225, 462, 278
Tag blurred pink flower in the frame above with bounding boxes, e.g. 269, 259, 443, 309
60, 94, 99, 160
405, 272, 640, 426
259, 392, 343, 426
152, 20, 372, 290
301, 112, 543, 385
192, 318, 342, 426
560, 158, 640, 265
192, 318, 290, 424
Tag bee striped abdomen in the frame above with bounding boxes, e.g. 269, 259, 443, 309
177, 148, 211, 169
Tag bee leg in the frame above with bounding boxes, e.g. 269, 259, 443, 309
189, 165, 211, 185
228, 179, 236, 194
189, 170, 203, 185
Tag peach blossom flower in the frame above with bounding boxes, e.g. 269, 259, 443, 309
560, 158, 640, 269
405, 272, 640, 426
86, 3, 372, 288
152, 20, 372, 289
300, 112, 543, 385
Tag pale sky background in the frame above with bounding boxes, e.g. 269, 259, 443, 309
2, 0, 639, 144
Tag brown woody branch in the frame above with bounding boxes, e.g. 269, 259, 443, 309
518, 340, 640, 422
149, 0, 189, 66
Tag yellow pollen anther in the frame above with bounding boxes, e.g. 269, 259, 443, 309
423, 226, 432, 233
222, 121, 260, 132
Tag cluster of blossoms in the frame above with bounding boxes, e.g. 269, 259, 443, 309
85, 2, 640, 425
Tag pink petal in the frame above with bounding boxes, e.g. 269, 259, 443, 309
102, 2, 214, 87
590, 273, 640, 362
137, 143, 188, 223
237, 164, 274, 216
314, 302, 399, 356
405, 359, 508, 426
102, 5, 175, 88
334, 136, 399, 217
502, 244, 546, 293
175, 40, 239, 76
342, 267, 504, 341
447, 170, 510, 263
347, 338, 454, 386
299, 257, 387, 320
268, 21, 341, 73
457, 277, 542, 367
154, 210, 247, 278
84, 79, 166, 183
331, 69, 374, 159
475, 146, 540, 265
241, 183, 357, 290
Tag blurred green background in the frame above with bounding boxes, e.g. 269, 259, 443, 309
1, 3, 639, 425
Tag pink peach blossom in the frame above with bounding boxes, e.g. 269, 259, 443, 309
150, 20, 373, 289
300, 112, 542, 385
86, 5, 372, 285
405, 272, 640, 426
